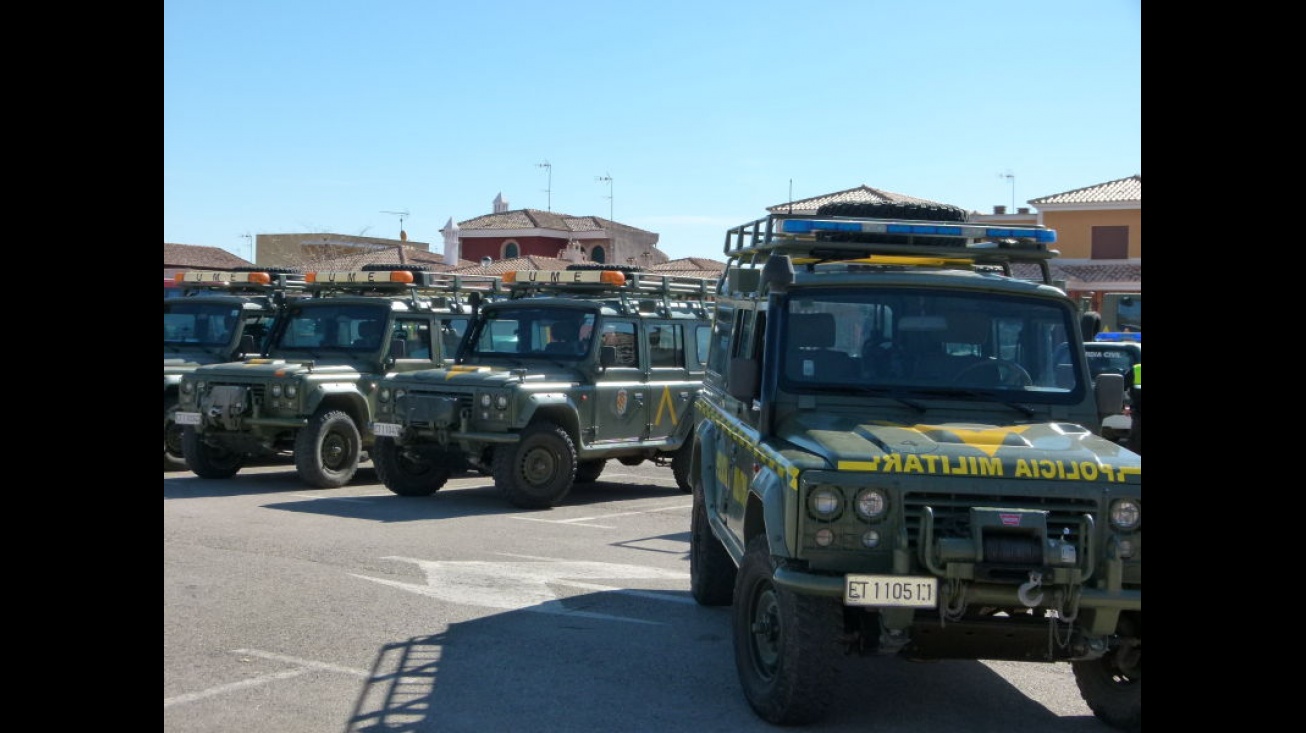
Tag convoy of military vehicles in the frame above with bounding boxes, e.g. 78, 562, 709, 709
165, 204, 1140, 731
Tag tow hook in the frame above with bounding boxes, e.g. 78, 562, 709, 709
1017, 570, 1044, 607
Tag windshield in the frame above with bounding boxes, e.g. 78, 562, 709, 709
466, 306, 596, 360
164, 302, 244, 348
271, 303, 391, 354
781, 288, 1083, 402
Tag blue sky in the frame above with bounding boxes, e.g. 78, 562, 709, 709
164, 0, 1141, 263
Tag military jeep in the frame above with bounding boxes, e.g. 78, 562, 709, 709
174, 266, 501, 488
370, 264, 715, 509
163, 268, 307, 471
688, 204, 1141, 730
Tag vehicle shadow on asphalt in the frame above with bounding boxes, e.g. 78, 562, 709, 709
165, 468, 692, 523
341, 589, 1112, 733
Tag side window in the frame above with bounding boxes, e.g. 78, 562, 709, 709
600, 320, 639, 367
693, 324, 711, 368
648, 323, 684, 368
707, 303, 735, 376
393, 320, 433, 360
438, 317, 469, 357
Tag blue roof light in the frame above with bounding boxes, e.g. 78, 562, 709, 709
778, 218, 1055, 243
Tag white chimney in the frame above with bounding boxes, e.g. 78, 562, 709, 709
441, 218, 460, 265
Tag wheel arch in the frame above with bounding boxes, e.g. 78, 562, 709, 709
745, 467, 793, 558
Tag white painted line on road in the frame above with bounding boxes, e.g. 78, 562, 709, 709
354, 556, 689, 622
163, 649, 367, 709
510, 502, 692, 527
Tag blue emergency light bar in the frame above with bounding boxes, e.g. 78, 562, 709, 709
1094, 331, 1142, 342
778, 218, 1057, 244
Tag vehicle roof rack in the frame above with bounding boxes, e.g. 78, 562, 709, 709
501, 268, 714, 316
304, 270, 503, 311
723, 213, 1060, 284
174, 269, 308, 295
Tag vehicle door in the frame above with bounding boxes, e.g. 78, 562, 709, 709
645, 319, 704, 445
591, 319, 648, 446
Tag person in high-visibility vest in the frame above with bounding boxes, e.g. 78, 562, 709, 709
1127, 362, 1142, 454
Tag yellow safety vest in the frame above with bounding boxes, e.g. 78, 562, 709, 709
1132, 363, 1141, 388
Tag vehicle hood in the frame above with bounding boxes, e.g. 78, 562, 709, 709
774, 412, 1140, 478
190, 358, 361, 379
392, 363, 581, 389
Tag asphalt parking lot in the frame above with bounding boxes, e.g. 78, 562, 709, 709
165, 461, 1115, 733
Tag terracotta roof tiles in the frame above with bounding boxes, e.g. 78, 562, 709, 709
1030, 175, 1141, 205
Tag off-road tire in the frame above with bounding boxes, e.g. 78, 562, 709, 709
733, 535, 842, 725
372, 436, 452, 496
1072, 616, 1141, 732
575, 459, 606, 484
814, 201, 969, 222
181, 427, 244, 479
164, 396, 188, 471
564, 263, 644, 273
362, 264, 430, 273
670, 438, 693, 493
295, 409, 361, 488
493, 423, 577, 509
690, 474, 735, 606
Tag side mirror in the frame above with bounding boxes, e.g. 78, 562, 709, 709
237, 334, 257, 357
727, 357, 760, 401
600, 345, 617, 367
390, 337, 408, 360
1095, 372, 1125, 423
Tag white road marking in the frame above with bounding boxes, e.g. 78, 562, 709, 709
511, 502, 692, 527
352, 556, 690, 623
163, 650, 367, 708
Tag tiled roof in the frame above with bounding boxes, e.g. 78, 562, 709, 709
299, 246, 454, 272
1011, 261, 1141, 287
649, 257, 724, 273
767, 185, 952, 214
446, 255, 574, 275
164, 243, 255, 269
1030, 175, 1141, 205
457, 209, 622, 234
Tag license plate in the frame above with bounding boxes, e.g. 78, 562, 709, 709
175, 411, 201, 426
372, 422, 401, 437
844, 574, 938, 608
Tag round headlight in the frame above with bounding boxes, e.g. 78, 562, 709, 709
285, 385, 297, 398
861, 529, 881, 549
378, 388, 391, 402
807, 487, 843, 519
480, 393, 492, 408
271, 385, 283, 397
1109, 499, 1141, 531
495, 394, 509, 410
814, 528, 835, 547
855, 488, 888, 520
181, 381, 192, 394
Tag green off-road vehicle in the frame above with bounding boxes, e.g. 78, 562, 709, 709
175, 266, 501, 488
688, 204, 1141, 730
370, 264, 715, 508
164, 268, 307, 471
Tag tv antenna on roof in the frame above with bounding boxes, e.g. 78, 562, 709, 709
596, 173, 613, 221
537, 160, 552, 211
381, 210, 410, 240
998, 171, 1015, 212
